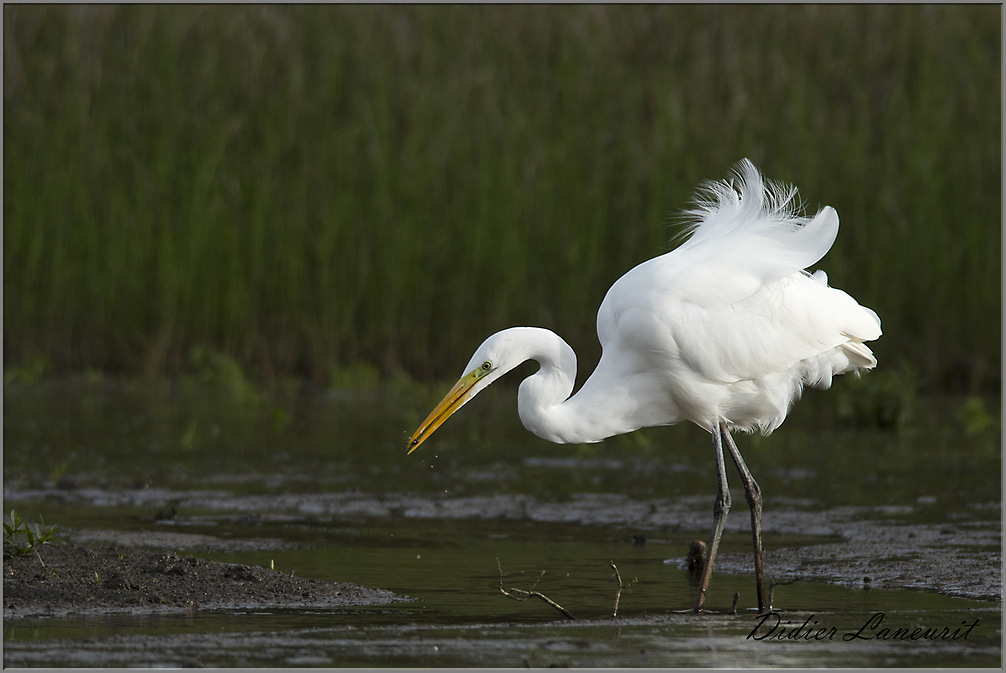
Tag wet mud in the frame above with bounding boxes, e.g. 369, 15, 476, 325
4, 486, 1000, 621
3, 487, 1001, 668
712, 506, 1000, 603
3, 540, 403, 619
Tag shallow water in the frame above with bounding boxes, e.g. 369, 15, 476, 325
3, 378, 1002, 667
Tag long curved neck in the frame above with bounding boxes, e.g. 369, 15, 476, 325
515, 325, 639, 442
512, 328, 579, 443
512, 328, 662, 445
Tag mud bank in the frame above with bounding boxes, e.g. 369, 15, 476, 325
6, 484, 1001, 605
710, 505, 1001, 603
3, 541, 404, 619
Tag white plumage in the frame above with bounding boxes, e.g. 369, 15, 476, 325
408, 159, 882, 613
409, 159, 880, 447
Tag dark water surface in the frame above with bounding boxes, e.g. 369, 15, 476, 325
3, 378, 1001, 667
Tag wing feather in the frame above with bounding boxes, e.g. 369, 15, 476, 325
596, 159, 881, 388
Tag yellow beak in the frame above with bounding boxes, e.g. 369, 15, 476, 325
407, 365, 491, 454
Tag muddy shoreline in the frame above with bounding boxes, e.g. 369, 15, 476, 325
4, 488, 1000, 619
4, 540, 405, 619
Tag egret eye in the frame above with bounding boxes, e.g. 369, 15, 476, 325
481, 361, 492, 371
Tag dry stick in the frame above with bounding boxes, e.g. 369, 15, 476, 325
609, 561, 623, 620
496, 558, 576, 621
767, 578, 800, 612
729, 592, 740, 615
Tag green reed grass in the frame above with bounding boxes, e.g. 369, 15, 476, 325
3, 6, 1000, 392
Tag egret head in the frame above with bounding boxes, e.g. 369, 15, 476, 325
406, 329, 532, 454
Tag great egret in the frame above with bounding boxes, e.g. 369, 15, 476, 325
407, 159, 882, 614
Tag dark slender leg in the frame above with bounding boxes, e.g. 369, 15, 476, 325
720, 423, 767, 614
693, 423, 731, 613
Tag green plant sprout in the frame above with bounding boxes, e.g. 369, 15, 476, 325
3, 510, 59, 566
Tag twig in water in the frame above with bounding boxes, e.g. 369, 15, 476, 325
610, 560, 623, 619
497, 558, 575, 620
729, 592, 740, 615
768, 575, 800, 611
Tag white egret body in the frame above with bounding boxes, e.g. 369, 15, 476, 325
408, 160, 881, 613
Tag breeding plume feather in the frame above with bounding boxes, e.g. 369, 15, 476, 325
408, 159, 881, 614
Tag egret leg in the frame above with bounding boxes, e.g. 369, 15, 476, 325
693, 423, 732, 613
720, 423, 767, 614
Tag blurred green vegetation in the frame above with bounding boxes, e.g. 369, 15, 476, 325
3, 6, 1000, 393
